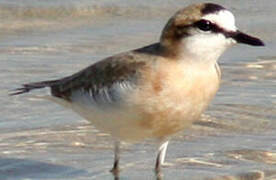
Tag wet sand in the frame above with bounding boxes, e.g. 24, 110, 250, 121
1, 0, 276, 179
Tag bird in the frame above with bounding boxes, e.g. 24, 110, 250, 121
11, 3, 264, 178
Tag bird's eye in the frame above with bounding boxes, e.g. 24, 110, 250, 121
195, 20, 213, 31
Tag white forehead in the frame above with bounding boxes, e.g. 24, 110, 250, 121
202, 10, 237, 31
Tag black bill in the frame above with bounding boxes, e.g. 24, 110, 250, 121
231, 30, 265, 46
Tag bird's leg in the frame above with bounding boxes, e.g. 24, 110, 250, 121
155, 141, 169, 177
110, 141, 120, 178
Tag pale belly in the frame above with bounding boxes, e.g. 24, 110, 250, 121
50, 62, 220, 142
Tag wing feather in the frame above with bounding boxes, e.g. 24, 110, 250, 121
50, 54, 146, 107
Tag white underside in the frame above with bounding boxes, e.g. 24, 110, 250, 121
43, 95, 155, 142
34, 59, 220, 143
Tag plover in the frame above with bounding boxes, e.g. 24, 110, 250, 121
11, 3, 264, 177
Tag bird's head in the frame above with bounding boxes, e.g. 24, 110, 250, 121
160, 3, 264, 61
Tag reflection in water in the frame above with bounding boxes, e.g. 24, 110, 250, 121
226, 149, 276, 164
0, 157, 86, 179
207, 170, 265, 180
1, 126, 276, 179
246, 58, 276, 71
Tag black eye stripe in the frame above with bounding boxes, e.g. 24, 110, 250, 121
194, 20, 214, 31
193, 20, 227, 34
174, 20, 234, 39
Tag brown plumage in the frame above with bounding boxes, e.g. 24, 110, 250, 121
11, 3, 264, 177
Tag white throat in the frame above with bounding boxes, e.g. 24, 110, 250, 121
178, 33, 230, 64
178, 10, 237, 63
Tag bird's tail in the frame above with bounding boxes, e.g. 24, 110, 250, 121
10, 80, 60, 96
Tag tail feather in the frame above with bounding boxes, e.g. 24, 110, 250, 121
10, 80, 60, 96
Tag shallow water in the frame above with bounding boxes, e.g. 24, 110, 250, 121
1, 0, 276, 179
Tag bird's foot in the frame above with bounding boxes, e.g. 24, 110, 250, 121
110, 167, 120, 180
161, 162, 173, 167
